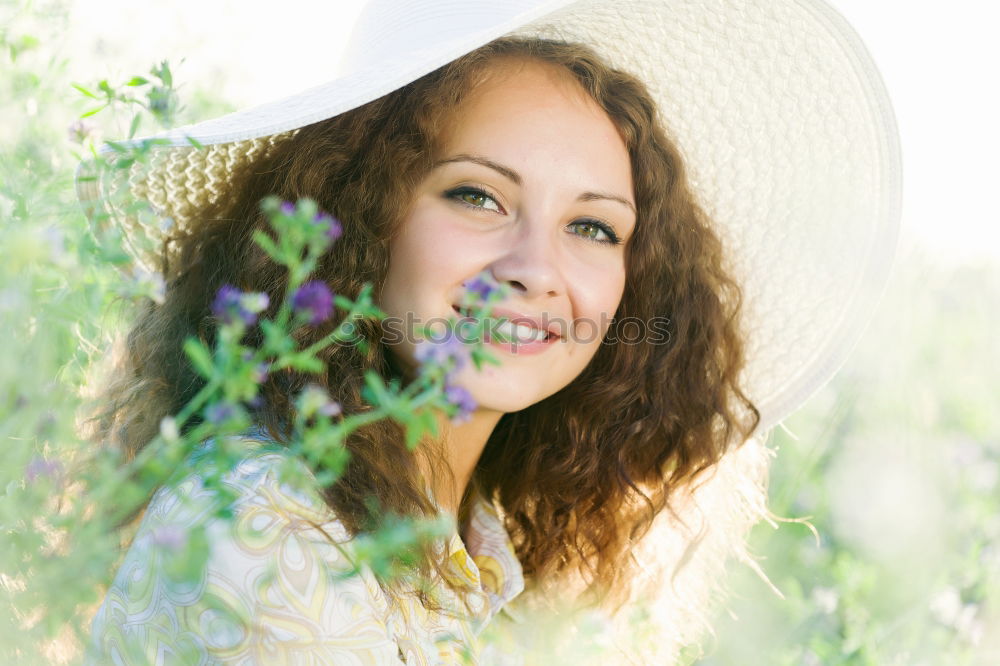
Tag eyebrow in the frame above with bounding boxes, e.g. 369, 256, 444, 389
433, 153, 637, 216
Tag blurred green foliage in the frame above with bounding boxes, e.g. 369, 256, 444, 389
688, 253, 1000, 664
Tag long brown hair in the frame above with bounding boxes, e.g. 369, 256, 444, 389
88, 36, 759, 610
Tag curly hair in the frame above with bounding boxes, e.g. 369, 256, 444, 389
87, 36, 760, 612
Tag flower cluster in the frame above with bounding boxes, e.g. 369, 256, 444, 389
297, 384, 343, 420
414, 330, 476, 422
292, 280, 335, 325
444, 385, 476, 424
269, 198, 343, 253
211, 285, 269, 327
67, 118, 95, 145
414, 328, 470, 375
313, 212, 343, 243
411, 272, 506, 424
205, 402, 240, 425
25, 457, 63, 484
462, 273, 500, 303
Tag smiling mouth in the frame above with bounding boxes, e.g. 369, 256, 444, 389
451, 305, 558, 342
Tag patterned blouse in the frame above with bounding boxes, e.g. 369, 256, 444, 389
86, 434, 525, 665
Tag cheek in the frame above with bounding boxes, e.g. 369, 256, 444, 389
573, 265, 626, 342
382, 206, 485, 315
383, 217, 442, 301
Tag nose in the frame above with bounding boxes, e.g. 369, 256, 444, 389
487, 222, 564, 300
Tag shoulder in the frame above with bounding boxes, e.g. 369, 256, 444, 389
89, 435, 403, 664
156, 435, 351, 539
145, 434, 367, 587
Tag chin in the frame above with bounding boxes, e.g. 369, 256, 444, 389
456, 367, 556, 415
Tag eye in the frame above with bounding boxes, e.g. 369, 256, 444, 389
446, 186, 622, 246
446, 186, 504, 214
568, 219, 621, 246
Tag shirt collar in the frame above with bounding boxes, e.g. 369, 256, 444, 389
239, 427, 525, 618
440, 491, 525, 619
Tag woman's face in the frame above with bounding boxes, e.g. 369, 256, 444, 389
380, 59, 637, 414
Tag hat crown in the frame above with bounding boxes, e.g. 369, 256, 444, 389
338, 0, 559, 75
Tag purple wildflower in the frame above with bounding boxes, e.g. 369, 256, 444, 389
292, 280, 335, 325
211, 284, 266, 327
297, 385, 342, 419
445, 384, 476, 424
67, 119, 95, 144
462, 273, 501, 303
25, 457, 63, 483
253, 363, 270, 384
314, 212, 343, 243
279, 201, 296, 216
240, 292, 270, 315
319, 400, 342, 418
414, 329, 470, 376
152, 525, 188, 551
240, 352, 270, 384
205, 402, 237, 424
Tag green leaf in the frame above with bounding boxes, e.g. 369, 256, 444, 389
363, 371, 389, 406
320, 445, 350, 480
333, 295, 354, 311
80, 105, 107, 118
186, 135, 205, 150
71, 83, 98, 99
287, 354, 324, 373
125, 76, 149, 87
405, 418, 425, 450
127, 114, 142, 139
152, 60, 173, 87
251, 230, 281, 262
260, 319, 294, 357
183, 338, 216, 379
421, 409, 439, 438
9, 35, 40, 62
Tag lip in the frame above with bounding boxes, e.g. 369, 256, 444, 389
451, 304, 565, 355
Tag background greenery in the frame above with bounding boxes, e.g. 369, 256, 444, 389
2, 0, 997, 663
689, 254, 1000, 665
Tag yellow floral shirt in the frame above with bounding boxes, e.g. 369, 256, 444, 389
86, 435, 525, 665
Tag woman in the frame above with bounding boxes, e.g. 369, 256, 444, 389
80, 0, 900, 663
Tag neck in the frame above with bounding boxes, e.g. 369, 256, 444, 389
418, 408, 504, 517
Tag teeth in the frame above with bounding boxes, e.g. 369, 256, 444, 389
452, 306, 551, 343
496, 320, 548, 342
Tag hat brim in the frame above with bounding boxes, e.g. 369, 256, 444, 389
76, 0, 902, 434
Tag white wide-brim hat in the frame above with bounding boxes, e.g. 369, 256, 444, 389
76, 0, 902, 436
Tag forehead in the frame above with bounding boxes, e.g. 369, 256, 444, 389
435, 58, 634, 194
442, 58, 614, 138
